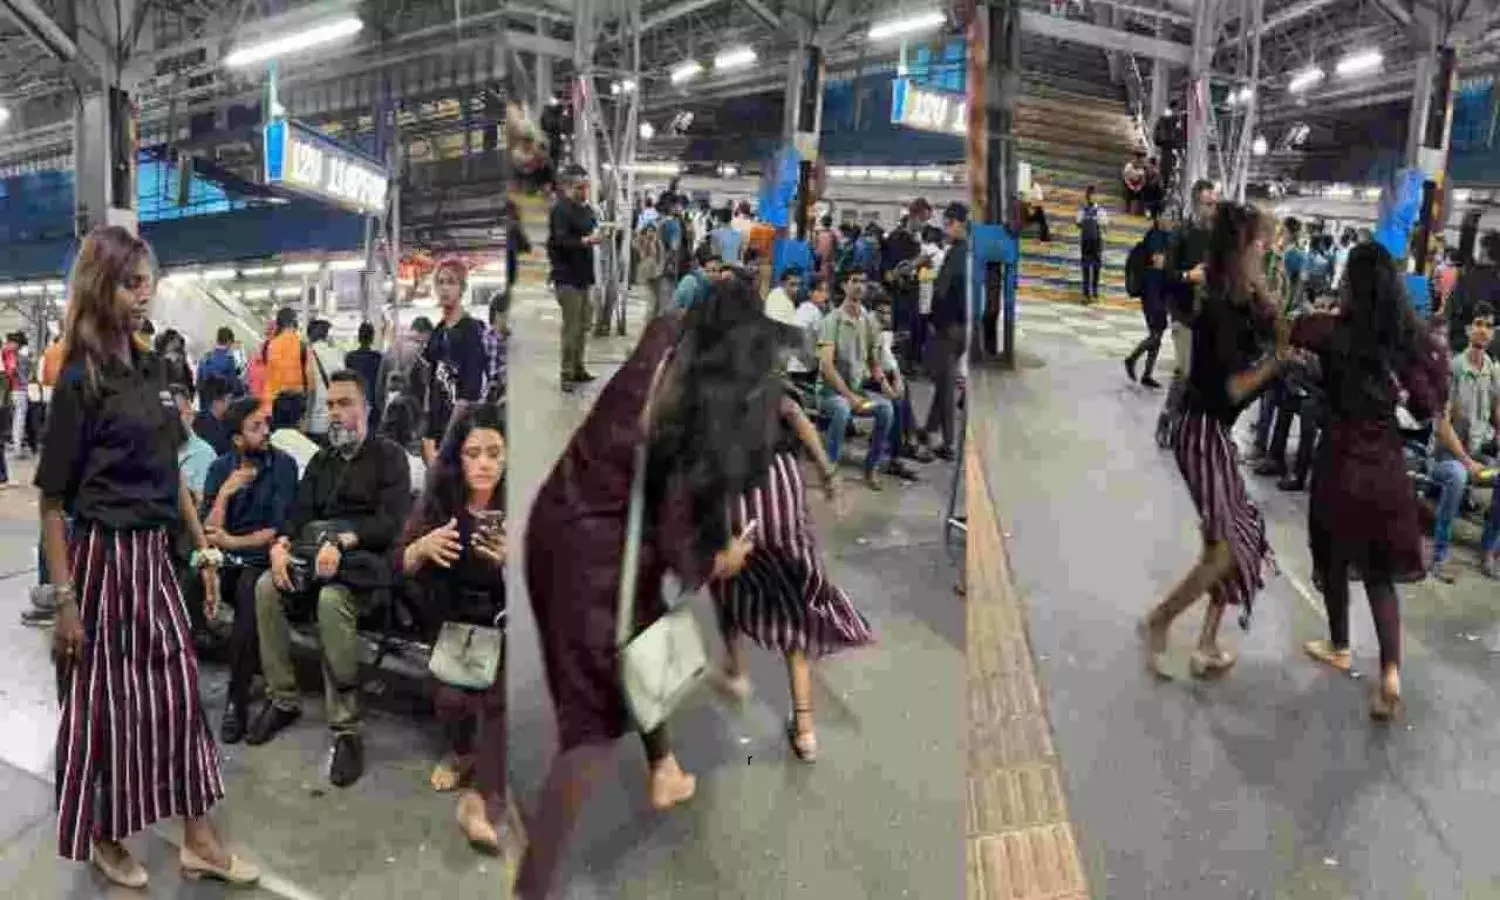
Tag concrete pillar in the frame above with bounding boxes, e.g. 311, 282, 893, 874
71, 0, 146, 236
1149, 23, 1169, 128
535, 44, 553, 109
1181, 0, 1219, 209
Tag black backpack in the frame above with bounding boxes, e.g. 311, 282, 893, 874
1079, 205, 1103, 246
1125, 239, 1149, 299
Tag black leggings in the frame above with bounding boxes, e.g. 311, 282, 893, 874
1320, 554, 1401, 671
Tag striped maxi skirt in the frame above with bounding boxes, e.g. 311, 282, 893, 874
54, 525, 224, 861
711, 453, 875, 657
1172, 410, 1277, 629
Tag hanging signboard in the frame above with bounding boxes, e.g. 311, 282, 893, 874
890, 78, 968, 137
264, 118, 389, 217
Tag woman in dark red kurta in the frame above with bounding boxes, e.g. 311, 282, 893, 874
517, 279, 789, 899
1291, 243, 1448, 720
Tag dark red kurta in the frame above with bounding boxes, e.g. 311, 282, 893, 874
524, 316, 707, 751
1293, 313, 1448, 584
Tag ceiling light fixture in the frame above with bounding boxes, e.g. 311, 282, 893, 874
713, 47, 757, 72
1287, 67, 1325, 93
869, 11, 945, 41
1335, 49, 1383, 77
223, 16, 363, 68
1252, 135, 1268, 156
670, 61, 703, 84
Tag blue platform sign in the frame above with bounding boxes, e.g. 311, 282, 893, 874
264, 118, 389, 217
890, 78, 968, 136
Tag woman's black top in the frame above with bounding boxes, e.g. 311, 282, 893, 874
35, 349, 182, 530
1184, 285, 1274, 428
406, 510, 506, 639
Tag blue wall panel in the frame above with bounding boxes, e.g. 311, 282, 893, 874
0, 201, 365, 279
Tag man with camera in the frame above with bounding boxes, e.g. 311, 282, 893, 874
246, 371, 412, 788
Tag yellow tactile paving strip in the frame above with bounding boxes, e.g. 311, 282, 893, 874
965, 416, 1090, 900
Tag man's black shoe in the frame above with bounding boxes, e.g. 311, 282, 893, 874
560, 378, 576, 394
1140, 376, 1163, 389
20, 607, 54, 628
886, 460, 920, 482
244, 703, 301, 746
328, 733, 365, 788
901, 443, 935, 463
220, 705, 246, 745
572, 370, 597, 384
931, 444, 957, 462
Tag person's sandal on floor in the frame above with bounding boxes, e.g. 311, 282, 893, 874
91, 841, 148, 889
180, 846, 261, 884
1188, 646, 1236, 679
456, 790, 504, 856
1303, 639, 1352, 673
786, 706, 818, 762
1369, 666, 1402, 721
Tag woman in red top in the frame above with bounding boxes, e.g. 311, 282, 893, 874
1292, 243, 1449, 719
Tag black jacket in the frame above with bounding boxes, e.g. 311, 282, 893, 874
548, 198, 598, 288
931, 239, 969, 331
281, 435, 412, 556
1166, 222, 1211, 324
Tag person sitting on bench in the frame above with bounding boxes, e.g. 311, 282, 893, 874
246, 370, 412, 788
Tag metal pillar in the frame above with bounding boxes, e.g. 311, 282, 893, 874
535, 34, 554, 108
1149, 25, 1168, 130
1409, 44, 1458, 277
785, 38, 825, 241
1181, 0, 1219, 210
971, 0, 1018, 367
1224, 0, 1263, 200
71, 0, 145, 236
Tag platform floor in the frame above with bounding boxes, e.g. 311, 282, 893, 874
969, 321, 1500, 899
505, 288, 966, 899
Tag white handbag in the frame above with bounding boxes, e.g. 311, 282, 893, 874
615, 440, 709, 734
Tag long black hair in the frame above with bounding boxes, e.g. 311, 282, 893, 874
1206, 200, 1276, 331
646, 277, 795, 563
404, 403, 506, 542
1338, 242, 1424, 371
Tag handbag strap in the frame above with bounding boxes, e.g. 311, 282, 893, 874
616, 350, 674, 649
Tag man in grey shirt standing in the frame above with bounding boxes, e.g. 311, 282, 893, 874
548, 165, 601, 393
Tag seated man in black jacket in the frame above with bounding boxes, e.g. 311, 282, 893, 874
246, 370, 412, 788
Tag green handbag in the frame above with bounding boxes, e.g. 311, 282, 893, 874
428, 619, 503, 691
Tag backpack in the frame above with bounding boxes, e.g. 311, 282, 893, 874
1079, 205, 1102, 246
1125, 239, 1148, 299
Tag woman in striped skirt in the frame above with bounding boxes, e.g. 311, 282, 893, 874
1141, 202, 1289, 679
713, 390, 875, 760
36, 227, 259, 889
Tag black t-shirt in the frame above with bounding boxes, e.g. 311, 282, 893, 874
1166, 223, 1211, 324
423, 314, 487, 442
1184, 286, 1274, 427
36, 350, 183, 530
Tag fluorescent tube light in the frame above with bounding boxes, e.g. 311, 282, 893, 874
0, 285, 16, 297
201, 268, 237, 281
669, 61, 703, 84
326, 259, 364, 272
224, 16, 363, 68
1287, 67, 1324, 93
1335, 49, 1383, 77
281, 261, 322, 275
869, 11, 945, 41
240, 265, 280, 277
713, 47, 757, 72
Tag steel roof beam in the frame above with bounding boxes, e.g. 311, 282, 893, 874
738, 0, 784, 32
1019, 8, 1193, 64
1220, 0, 1343, 45
0, 0, 78, 66
642, 0, 725, 32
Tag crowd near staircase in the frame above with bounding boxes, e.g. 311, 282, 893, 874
1014, 26, 1155, 310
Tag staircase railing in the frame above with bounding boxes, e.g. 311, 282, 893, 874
1126, 54, 1153, 154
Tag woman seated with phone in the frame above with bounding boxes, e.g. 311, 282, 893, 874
396, 404, 509, 855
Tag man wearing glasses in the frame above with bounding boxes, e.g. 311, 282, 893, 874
817, 269, 899, 490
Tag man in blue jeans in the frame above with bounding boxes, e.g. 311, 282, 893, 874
1429, 303, 1500, 581
817, 269, 900, 490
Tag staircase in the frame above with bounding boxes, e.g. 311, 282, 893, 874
510, 192, 551, 288
1016, 79, 1152, 308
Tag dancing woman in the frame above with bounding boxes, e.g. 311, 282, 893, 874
516, 278, 791, 899
1141, 202, 1288, 678
37, 227, 259, 888
1293, 244, 1449, 719
714, 349, 875, 762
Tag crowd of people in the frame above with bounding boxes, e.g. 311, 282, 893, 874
1124, 180, 1480, 724
24, 226, 512, 889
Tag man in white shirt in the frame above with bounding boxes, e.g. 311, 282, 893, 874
765, 268, 801, 324
267, 392, 322, 477
1024, 180, 1052, 241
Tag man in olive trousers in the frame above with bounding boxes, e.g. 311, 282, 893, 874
547, 165, 600, 393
